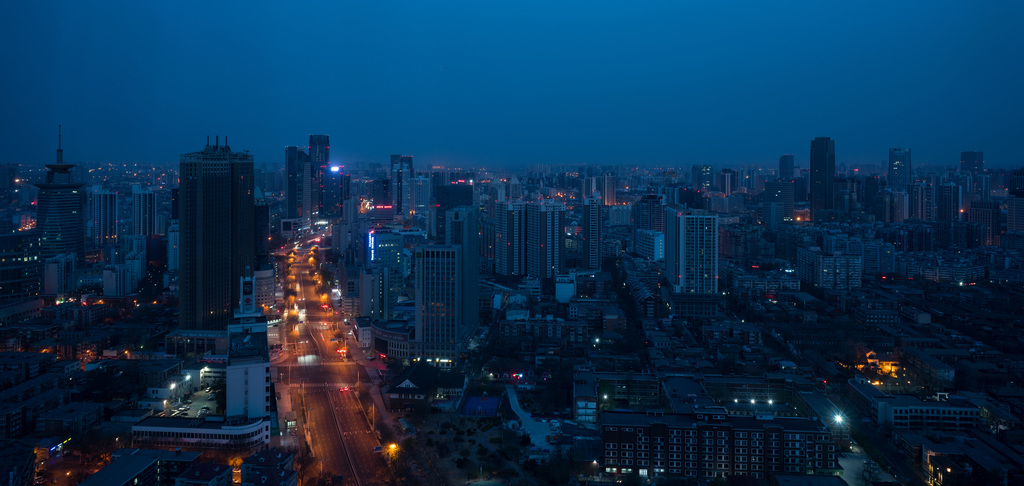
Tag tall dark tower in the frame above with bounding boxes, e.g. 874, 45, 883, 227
888, 148, 912, 192
309, 135, 330, 221
284, 146, 308, 220
582, 196, 602, 270
179, 137, 255, 330
810, 137, 836, 221
778, 154, 794, 181
390, 155, 414, 219
960, 151, 984, 176
35, 127, 86, 262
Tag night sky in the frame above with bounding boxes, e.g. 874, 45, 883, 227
2, 1, 1022, 170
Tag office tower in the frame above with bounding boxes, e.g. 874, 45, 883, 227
36, 134, 86, 262
634, 229, 664, 261
431, 183, 473, 242
495, 200, 527, 278
778, 154, 794, 180
284, 146, 308, 220
967, 200, 1001, 246
526, 200, 565, 279
601, 175, 617, 206
225, 327, 272, 420
167, 223, 179, 272
690, 164, 713, 190
960, 151, 984, 176
664, 206, 718, 294
446, 207, 480, 331
367, 228, 403, 316
321, 165, 350, 219
309, 135, 330, 221
415, 245, 462, 366
1008, 196, 1024, 233
0, 231, 41, 306
411, 176, 432, 220
179, 137, 255, 331
810, 137, 836, 220
131, 184, 157, 236
171, 188, 179, 220
763, 180, 795, 222
358, 266, 390, 320
582, 196, 603, 270
888, 148, 912, 191
936, 183, 963, 221
390, 155, 414, 219
908, 183, 936, 221
507, 176, 522, 199
87, 186, 118, 248
44, 253, 77, 295
253, 190, 270, 270
716, 169, 736, 195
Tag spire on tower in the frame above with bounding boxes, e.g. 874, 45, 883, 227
56, 124, 64, 165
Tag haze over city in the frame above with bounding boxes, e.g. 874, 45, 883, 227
3, 1, 1023, 168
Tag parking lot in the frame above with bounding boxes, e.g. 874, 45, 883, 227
164, 387, 220, 418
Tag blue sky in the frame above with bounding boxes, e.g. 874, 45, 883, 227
2, 1, 1022, 170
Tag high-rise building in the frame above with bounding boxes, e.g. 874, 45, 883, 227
960, 151, 984, 176
36, 140, 86, 262
716, 169, 736, 196
320, 165, 350, 219
1008, 196, 1024, 234
0, 164, 15, 205
179, 137, 255, 331
632, 194, 665, 248
431, 183, 473, 242
810, 137, 836, 220
390, 155, 414, 219
284, 146, 308, 220
888, 148, 912, 191
763, 180, 795, 223
967, 200, 1001, 246
131, 184, 157, 236
936, 183, 963, 221
601, 175, 617, 206
582, 196, 603, 270
908, 182, 936, 221
415, 245, 462, 366
253, 190, 270, 270
0, 231, 41, 306
87, 186, 118, 248
446, 207, 480, 331
308, 135, 330, 222
495, 201, 527, 277
526, 200, 565, 279
691, 164, 713, 191
664, 206, 718, 294
778, 154, 794, 180
411, 176, 432, 222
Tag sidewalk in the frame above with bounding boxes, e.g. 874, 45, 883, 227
505, 384, 556, 449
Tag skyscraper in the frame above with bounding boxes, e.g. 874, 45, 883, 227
967, 200, 1000, 246
691, 164, 713, 191
446, 207, 480, 331
601, 175, 617, 206
888, 148, 912, 191
309, 135, 330, 222
935, 183, 963, 222
179, 137, 255, 331
664, 206, 718, 295
526, 200, 565, 279
908, 182, 936, 221
431, 183, 473, 242
415, 245, 462, 366
35, 133, 86, 262
582, 196, 603, 270
763, 181, 795, 222
778, 154, 794, 181
390, 155, 414, 219
284, 146, 308, 220
495, 200, 527, 278
131, 184, 157, 236
960, 151, 984, 176
87, 186, 118, 248
0, 231, 41, 306
810, 137, 836, 220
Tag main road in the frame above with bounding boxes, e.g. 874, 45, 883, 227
276, 240, 393, 486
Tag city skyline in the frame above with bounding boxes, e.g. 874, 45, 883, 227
3, 2, 1023, 169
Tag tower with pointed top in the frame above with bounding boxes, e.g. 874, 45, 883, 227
35, 126, 86, 263
179, 137, 255, 330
